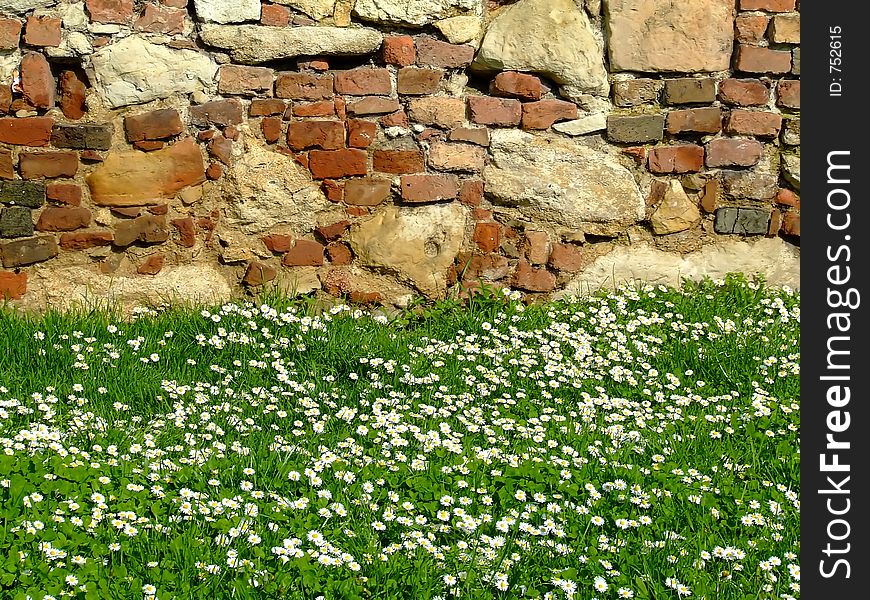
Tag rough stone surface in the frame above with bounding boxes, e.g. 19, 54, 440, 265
650, 180, 701, 235
605, 0, 735, 72
552, 113, 608, 136
781, 153, 800, 191
274, 1, 337, 21
353, 0, 481, 27
722, 170, 778, 200
714, 207, 770, 235
91, 36, 218, 108
1, 235, 58, 268
473, 0, 609, 96
0, 182, 45, 208
0, 206, 33, 238
0, 1, 57, 16
606, 115, 664, 143
434, 15, 482, 44
199, 25, 383, 63
222, 140, 330, 234
193, 0, 261, 24
484, 130, 644, 231
349, 203, 467, 298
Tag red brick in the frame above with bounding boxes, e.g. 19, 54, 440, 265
380, 110, 408, 127
250, 99, 286, 116
20, 52, 55, 109
739, 0, 795, 11
260, 117, 281, 143
308, 149, 367, 179
24, 15, 61, 47
334, 68, 392, 96
734, 14, 769, 44
326, 241, 352, 265
0, 271, 26, 300
137, 254, 165, 275
218, 65, 274, 96
776, 80, 800, 109
125, 108, 184, 142
705, 138, 764, 167
134, 140, 164, 152
718, 79, 769, 106
45, 183, 81, 206
347, 119, 377, 148
134, 2, 185, 34
319, 179, 341, 202
148, 204, 168, 216
207, 136, 232, 165
775, 188, 799, 208
449, 127, 489, 147
19, 152, 78, 179
725, 110, 782, 137
0, 19, 21, 50
36, 207, 90, 231
58, 231, 113, 250
512, 261, 556, 292
276, 73, 334, 100
297, 58, 329, 71
282, 239, 324, 266
735, 46, 792, 74
316, 220, 351, 241
459, 254, 510, 282
490, 72, 543, 101
224, 125, 239, 140
344, 178, 391, 206
261, 233, 293, 253
415, 36, 475, 68
524, 231, 550, 265
647, 144, 705, 174
86, 0, 134, 24
521, 99, 577, 130
408, 97, 466, 128
206, 163, 223, 180
189, 100, 244, 127
468, 97, 522, 127
242, 260, 277, 286
666, 107, 722, 134
780, 212, 799, 236
0, 150, 12, 179
548, 243, 584, 272
346, 97, 401, 116
292, 100, 335, 117
287, 121, 345, 151
383, 35, 415, 66
170, 217, 195, 247
473, 222, 500, 253
397, 67, 443, 95
261, 3, 291, 26
58, 71, 87, 121
373, 149, 425, 174
400, 174, 459, 203
459, 179, 484, 206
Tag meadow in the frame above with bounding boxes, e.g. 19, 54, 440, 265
0, 276, 800, 600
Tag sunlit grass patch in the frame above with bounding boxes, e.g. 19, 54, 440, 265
0, 276, 799, 600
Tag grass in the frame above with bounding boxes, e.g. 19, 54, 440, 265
0, 276, 800, 600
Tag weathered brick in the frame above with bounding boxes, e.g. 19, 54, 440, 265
1, 235, 58, 267
714, 207, 771, 235
137, 254, 165, 275
134, 140, 165, 152
46, 183, 82, 206
647, 144, 704, 174
459, 179, 484, 206
113, 214, 169, 247
612, 79, 661, 107
0, 207, 33, 238
548, 243, 584, 272
206, 136, 232, 165
0, 270, 26, 299
243, 260, 277, 286
0, 150, 10, 180
58, 71, 87, 121
36, 207, 90, 232
282, 239, 324, 266
735, 45, 792, 74
308, 149, 367, 179
718, 79, 769, 106
468, 97, 521, 127
261, 3, 291, 26
346, 97, 401, 116
666, 107, 722, 134
20, 52, 55, 109
769, 13, 800, 43
722, 170, 778, 199
781, 211, 799, 237
24, 15, 61, 47
724, 110, 782, 137
382, 35, 416, 66
19, 152, 79, 180
86, 0, 134, 24
664, 78, 716, 104
397, 67, 443, 95
334, 68, 392, 96
521, 100, 577, 130
415, 36, 475, 68
326, 241, 352, 265
776, 80, 800, 109
739, 0, 795, 11
775, 188, 800, 208
0, 181, 45, 208
473, 222, 500, 253
408, 97, 466, 128
261, 117, 282, 143
606, 114, 664, 143
0, 19, 21, 50
316, 220, 351, 242
373, 149, 425, 174
512, 260, 555, 292
58, 231, 113, 250
287, 121, 345, 151
218, 65, 274, 96
347, 119, 377, 148
524, 231, 550, 265
289, 101, 332, 117
0, 85, 10, 114
344, 178, 391, 206
124, 109, 183, 142
135, 2, 186, 33
734, 14, 768, 44
260, 233, 292, 254
792, 47, 800, 75
189, 100, 244, 127
400, 174, 459, 203
170, 217, 195, 248
51, 124, 113, 150
700, 180, 719, 213
490, 72, 543, 101
427, 141, 486, 172
250, 99, 286, 116
705, 138, 764, 168
448, 127, 489, 147
458, 254, 509, 282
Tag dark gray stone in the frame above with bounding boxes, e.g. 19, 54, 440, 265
714, 207, 738, 234
606, 114, 664, 143
0, 207, 34, 238
714, 207, 770, 235
0, 181, 45, 208
1, 235, 58, 268
51, 124, 114, 150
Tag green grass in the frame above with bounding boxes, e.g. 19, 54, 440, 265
0, 276, 800, 600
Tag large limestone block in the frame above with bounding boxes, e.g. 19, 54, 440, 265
484, 130, 644, 232
473, 0, 608, 96
87, 138, 206, 207
199, 25, 384, 63
222, 140, 330, 235
605, 0, 735, 72
273, 0, 337, 21
90, 36, 217, 108
348, 203, 467, 298
193, 0, 261, 23
1, 0, 56, 14
354, 0, 482, 27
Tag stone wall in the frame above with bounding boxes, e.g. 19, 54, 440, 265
0, 0, 800, 311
